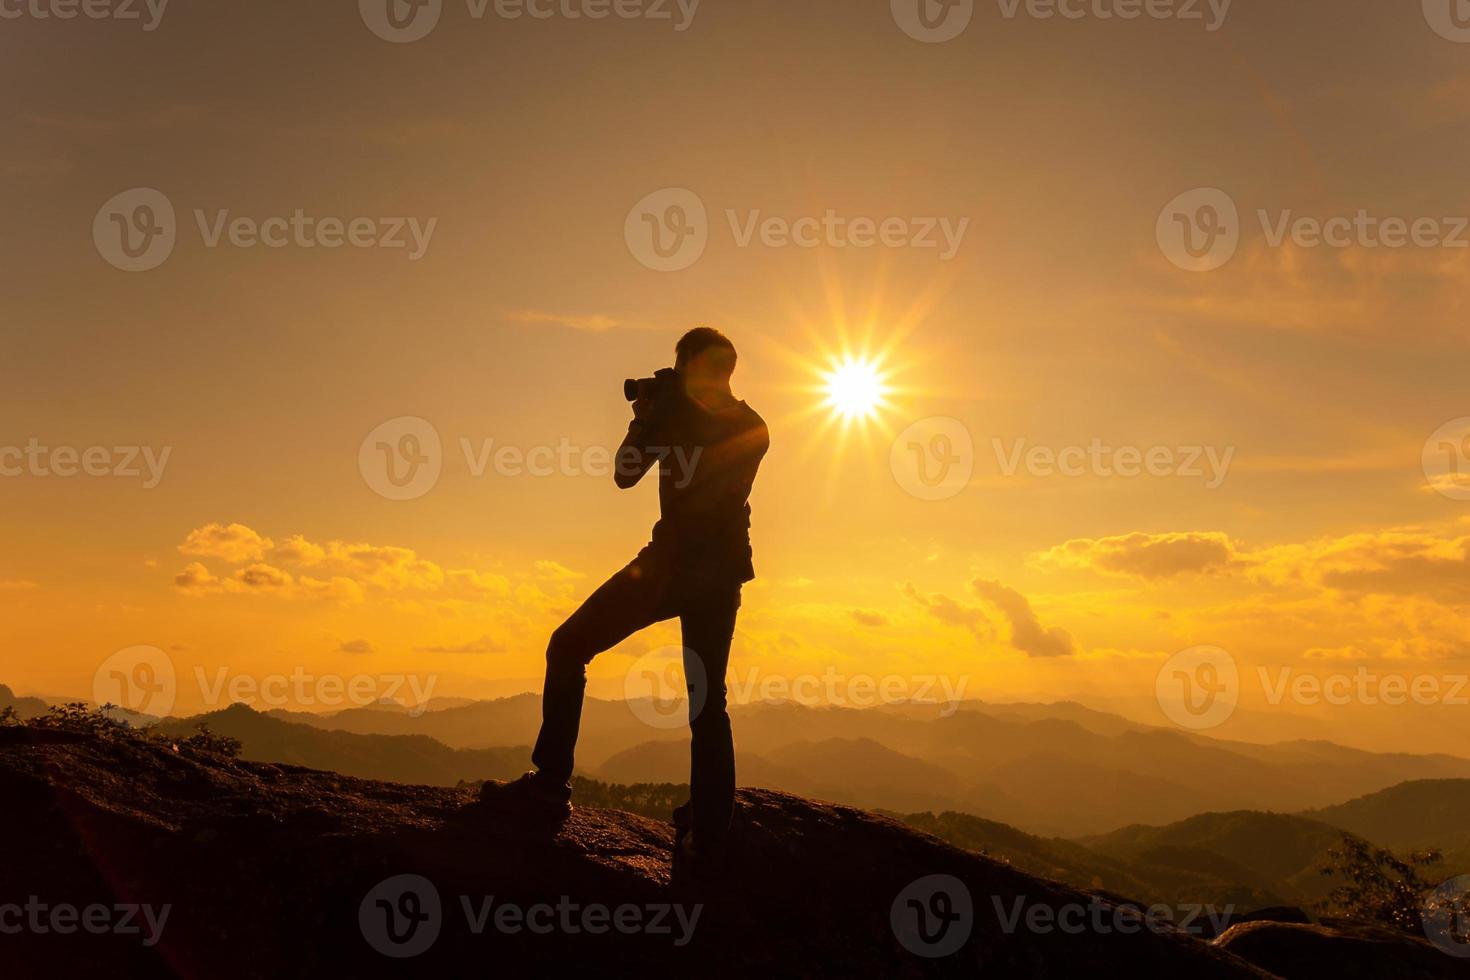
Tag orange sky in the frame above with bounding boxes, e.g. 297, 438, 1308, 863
3, 0, 1469, 753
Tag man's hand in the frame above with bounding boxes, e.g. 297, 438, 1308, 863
632, 396, 657, 422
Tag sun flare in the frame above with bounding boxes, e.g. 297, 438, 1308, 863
822, 356, 889, 421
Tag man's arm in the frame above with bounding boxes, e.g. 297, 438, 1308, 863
614, 397, 664, 489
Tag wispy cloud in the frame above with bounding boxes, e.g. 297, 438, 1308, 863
507, 310, 649, 332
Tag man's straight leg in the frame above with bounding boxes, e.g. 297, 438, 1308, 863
681, 586, 741, 850
532, 551, 676, 783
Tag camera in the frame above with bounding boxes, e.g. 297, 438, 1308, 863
623, 367, 679, 403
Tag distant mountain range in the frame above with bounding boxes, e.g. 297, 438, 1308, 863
155, 703, 530, 786
900, 790, 1470, 915
233, 695, 1470, 836
8, 681, 1470, 918
12, 683, 1470, 836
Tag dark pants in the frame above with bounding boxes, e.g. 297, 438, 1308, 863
532, 546, 742, 846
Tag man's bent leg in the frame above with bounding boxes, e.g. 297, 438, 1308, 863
531, 552, 674, 784
681, 586, 741, 850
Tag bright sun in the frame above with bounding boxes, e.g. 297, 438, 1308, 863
823, 356, 889, 421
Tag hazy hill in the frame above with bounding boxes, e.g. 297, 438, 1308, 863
12, 682, 1470, 839
1079, 811, 1359, 907
897, 810, 1156, 899
0, 683, 48, 720
1303, 779, 1470, 863
595, 737, 810, 792
239, 694, 1470, 837
266, 693, 671, 768
156, 703, 529, 786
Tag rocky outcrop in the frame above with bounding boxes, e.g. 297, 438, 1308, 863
1214, 918, 1470, 979
25, 722, 1468, 979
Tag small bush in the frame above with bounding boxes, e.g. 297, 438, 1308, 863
20, 702, 241, 758
1317, 834, 1444, 934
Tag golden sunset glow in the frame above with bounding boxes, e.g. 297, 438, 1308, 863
1, 3, 1467, 767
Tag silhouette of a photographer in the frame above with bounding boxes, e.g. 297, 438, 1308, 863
483, 328, 769, 875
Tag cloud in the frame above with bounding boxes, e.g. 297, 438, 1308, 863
901, 583, 988, 633
338, 639, 375, 654
534, 560, 584, 581
446, 569, 512, 597
1038, 532, 1243, 580
1133, 240, 1470, 344
172, 524, 522, 607
179, 523, 273, 563
850, 609, 889, 627
415, 635, 507, 654
1255, 529, 1470, 602
0, 580, 39, 591
970, 579, 1077, 658
272, 534, 327, 565
507, 310, 638, 333
175, 562, 223, 595
234, 563, 294, 591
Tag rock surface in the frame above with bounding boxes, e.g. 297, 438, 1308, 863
1214, 917, 1470, 979
0, 725, 1425, 978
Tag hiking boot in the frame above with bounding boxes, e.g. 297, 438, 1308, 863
479, 770, 572, 818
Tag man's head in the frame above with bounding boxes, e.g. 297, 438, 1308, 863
674, 327, 737, 393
